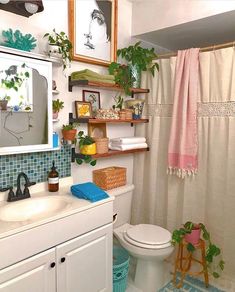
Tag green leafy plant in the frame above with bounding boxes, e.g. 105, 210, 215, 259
62, 124, 76, 131
112, 94, 124, 110
52, 99, 64, 113
117, 41, 159, 76
171, 221, 225, 278
75, 131, 96, 166
108, 63, 135, 95
44, 29, 72, 70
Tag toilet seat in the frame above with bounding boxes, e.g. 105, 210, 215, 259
123, 224, 171, 249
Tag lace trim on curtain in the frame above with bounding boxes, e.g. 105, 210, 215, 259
146, 102, 235, 117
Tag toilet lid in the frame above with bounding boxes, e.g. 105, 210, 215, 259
125, 224, 171, 247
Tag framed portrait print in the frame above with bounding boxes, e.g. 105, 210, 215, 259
68, 0, 118, 67
82, 90, 100, 115
75, 101, 92, 118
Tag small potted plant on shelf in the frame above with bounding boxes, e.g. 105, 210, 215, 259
75, 131, 96, 166
171, 221, 225, 278
109, 41, 159, 93
61, 123, 77, 141
52, 99, 64, 119
43, 29, 72, 71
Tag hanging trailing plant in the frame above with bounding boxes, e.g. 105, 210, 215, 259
44, 29, 72, 70
75, 131, 96, 166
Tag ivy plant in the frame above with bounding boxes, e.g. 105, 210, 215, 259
75, 131, 96, 166
171, 221, 225, 278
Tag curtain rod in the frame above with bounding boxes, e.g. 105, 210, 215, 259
157, 40, 235, 59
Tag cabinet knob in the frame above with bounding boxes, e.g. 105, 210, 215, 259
50, 262, 56, 268
61, 257, 66, 263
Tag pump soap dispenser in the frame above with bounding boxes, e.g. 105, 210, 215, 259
48, 160, 59, 192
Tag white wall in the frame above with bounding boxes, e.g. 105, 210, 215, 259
132, 0, 235, 36
0, 0, 136, 184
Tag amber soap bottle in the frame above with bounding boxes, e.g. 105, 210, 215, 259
48, 160, 59, 192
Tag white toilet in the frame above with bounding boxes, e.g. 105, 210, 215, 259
110, 184, 174, 292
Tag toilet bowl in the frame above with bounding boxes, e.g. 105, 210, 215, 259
109, 184, 174, 292
114, 223, 174, 292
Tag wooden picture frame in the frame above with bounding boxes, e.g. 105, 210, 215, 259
75, 101, 92, 118
68, 0, 118, 67
82, 90, 100, 115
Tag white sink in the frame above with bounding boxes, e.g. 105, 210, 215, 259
0, 196, 72, 222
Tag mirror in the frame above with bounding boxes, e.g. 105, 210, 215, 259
0, 51, 53, 155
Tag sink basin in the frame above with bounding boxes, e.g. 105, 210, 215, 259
0, 196, 72, 222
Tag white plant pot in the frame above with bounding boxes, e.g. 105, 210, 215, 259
48, 44, 61, 58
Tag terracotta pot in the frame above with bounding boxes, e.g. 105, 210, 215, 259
0, 100, 8, 110
62, 129, 77, 141
80, 143, 96, 155
185, 227, 201, 245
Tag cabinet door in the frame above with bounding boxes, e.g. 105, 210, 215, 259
0, 248, 56, 292
57, 224, 112, 292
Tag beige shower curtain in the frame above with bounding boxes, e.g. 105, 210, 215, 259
132, 47, 235, 281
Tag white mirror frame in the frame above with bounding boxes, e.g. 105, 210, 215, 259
0, 51, 53, 155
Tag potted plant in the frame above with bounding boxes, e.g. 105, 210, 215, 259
108, 63, 135, 95
61, 123, 77, 141
109, 41, 159, 92
117, 41, 159, 86
44, 29, 72, 70
76, 131, 96, 166
0, 95, 10, 110
171, 221, 225, 278
52, 99, 64, 119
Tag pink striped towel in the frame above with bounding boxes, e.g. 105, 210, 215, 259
168, 48, 200, 178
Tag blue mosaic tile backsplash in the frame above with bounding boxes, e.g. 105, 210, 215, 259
0, 145, 71, 188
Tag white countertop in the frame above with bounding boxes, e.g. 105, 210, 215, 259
0, 177, 114, 240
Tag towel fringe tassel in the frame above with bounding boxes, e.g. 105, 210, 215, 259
167, 167, 197, 179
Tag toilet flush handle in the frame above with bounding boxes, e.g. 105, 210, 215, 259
113, 213, 118, 224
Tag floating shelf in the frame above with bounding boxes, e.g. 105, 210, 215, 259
71, 147, 149, 162
68, 78, 149, 96
68, 113, 149, 125
52, 118, 59, 123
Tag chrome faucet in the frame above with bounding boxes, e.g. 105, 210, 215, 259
0, 172, 36, 202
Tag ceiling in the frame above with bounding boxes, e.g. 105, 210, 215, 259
133, 10, 235, 51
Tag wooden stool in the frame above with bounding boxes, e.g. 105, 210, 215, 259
173, 239, 209, 288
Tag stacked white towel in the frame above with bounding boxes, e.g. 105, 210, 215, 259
109, 137, 148, 151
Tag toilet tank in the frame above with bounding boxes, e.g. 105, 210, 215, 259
107, 184, 134, 228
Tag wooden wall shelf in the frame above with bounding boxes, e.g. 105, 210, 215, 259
68, 78, 149, 96
69, 113, 149, 125
71, 147, 149, 162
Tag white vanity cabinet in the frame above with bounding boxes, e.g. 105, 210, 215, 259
0, 248, 56, 292
0, 196, 113, 292
57, 224, 112, 292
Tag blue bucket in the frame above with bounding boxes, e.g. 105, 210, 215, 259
113, 245, 130, 292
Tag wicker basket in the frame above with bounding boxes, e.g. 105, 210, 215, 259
93, 167, 126, 190
124, 109, 133, 120
94, 137, 109, 154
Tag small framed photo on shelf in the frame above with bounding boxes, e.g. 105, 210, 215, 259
75, 101, 92, 118
82, 90, 100, 115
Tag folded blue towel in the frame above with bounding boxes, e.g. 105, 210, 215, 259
71, 182, 109, 202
